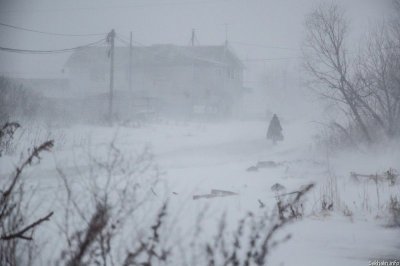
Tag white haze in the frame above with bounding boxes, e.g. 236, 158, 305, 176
0, 1, 399, 266
0, 0, 389, 117
0, 0, 388, 77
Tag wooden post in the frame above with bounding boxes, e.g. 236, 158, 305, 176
129, 31, 133, 92
191, 29, 195, 46
107, 29, 115, 125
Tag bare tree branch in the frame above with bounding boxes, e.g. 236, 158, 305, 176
1, 212, 54, 241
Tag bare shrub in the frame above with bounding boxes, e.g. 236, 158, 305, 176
321, 196, 334, 212
388, 196, 400, 227
342, 204, 353, 219
55, 140, 161, 266
60, 203, 110, 266
0, 134, 54, 265
319, 174, 339, 213
10, 122, 68, 154
53, 143, 313, 266
199, 184, 314, 266
0, 122, 20, 157
123, 202, 170, 266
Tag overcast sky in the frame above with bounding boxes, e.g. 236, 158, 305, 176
0, 0, 391, 79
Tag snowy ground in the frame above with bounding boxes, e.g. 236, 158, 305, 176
1, 118, 399, 265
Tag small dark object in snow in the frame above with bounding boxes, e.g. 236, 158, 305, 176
267, 114, 284, 144
257, 160, 279, 168
258, 199, 265, 208
211, 189, 237, 196
172, 192, 178, 195
322, 199, 334, 211
246, 166, 258, 172
271, 183, 286, 192
193, 189, 238, 200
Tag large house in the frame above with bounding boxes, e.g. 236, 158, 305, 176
64, 44, 244, 119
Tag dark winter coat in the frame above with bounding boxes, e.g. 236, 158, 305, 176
267, 114, 284, 143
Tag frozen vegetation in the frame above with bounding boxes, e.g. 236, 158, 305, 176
0, 0, 400, 265
0, 116, 399, 265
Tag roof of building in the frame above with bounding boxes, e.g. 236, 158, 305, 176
65, 44, 244, 69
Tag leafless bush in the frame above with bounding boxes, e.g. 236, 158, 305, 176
58, 202, 110, 266
52, 140, 314, 266
55, 139, 162, 266
0, 137, 54, 265
10, 122, 68, 154
320, 196, 334, 212
123, 202, 170, 266
0, 122, 20, 157
199, 184, 314, 266
388, 196, 400, 227
342, 204, 353, 218
320, 173, 340, 212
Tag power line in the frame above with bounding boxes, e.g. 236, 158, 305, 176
115, 35, 130, 46
243, 57, 302, 62
0, 22, 106, 37
0, 38, 106, 54
133, 40, 146, 46
116, 34, 145, 46
0, 0, 231, 14
116, 33, 132, 41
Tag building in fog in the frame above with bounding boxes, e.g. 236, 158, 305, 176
64, 44, 244, 119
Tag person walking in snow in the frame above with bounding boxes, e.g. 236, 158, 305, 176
267, 114, 284, 144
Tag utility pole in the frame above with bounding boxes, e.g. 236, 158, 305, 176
129, 31, 133, 92
224, 23, 229, 47
190, 28, 196, 117
222, 23, 229, 117
191, 29, 195, 46
107, 29, 115, 125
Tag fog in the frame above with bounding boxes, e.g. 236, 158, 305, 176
0, 0, 399, 265
0, 0, 388, 77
